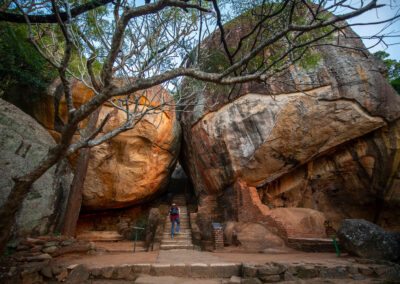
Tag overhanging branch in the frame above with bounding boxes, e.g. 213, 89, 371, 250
0, 0, 112, 23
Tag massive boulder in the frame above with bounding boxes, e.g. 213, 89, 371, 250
0, 98, 72, 237
337, 219, 400, 262
181, 12, 400, 237
31, 80, 181, 210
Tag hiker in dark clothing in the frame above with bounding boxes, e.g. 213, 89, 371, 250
169, 203, 180, 237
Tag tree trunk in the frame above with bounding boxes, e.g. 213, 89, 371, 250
61, 106, 102, 236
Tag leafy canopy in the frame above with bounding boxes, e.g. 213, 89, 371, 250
0, 22, 56, 98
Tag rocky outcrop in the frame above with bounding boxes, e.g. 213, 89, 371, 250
180, 12, 400, 235
0, 99, 72, 237
337, 219, 400, 262
224, 222, 285, 251
260, 119, 400, 230
31, 80, 181, 210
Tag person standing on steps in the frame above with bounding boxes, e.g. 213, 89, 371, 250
169, 203, 180, 237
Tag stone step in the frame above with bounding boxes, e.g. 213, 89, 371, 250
161, 241, 193, 246
162, 230, 192, 233
164, 230, 190, 234
164, 227, 191, 231
164, 226, 191, 230
160, 244, 194, 250
133, 276, 223, 283
161, 241, 193, 245
85, 263, 241, 279
164, 223, 190, 226
76, 262, 390, 282
161, 235, 192, 239
163, 228, 190, 233
163, 232, 191, 236
161, 239, 192, 244
161, 237, 193, 242
165, 217, 189, 220
163, 230, 189, 234
163, 233, 191, 237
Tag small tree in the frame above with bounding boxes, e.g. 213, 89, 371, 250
0, 0, 399, 255
374, 50, 400, 93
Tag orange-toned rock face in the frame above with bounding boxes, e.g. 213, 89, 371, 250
33, 80, 180, 210
82, 102, 180, 210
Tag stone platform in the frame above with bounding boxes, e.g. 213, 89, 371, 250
287, 237, 345, 253
3, 249, 399, 283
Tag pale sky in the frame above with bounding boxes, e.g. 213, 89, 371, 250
347, 0, 400, 60
133, 0, 400, 60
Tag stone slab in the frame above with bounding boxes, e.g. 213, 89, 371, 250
209, 263, 240, 278
132, 264, 151, 274
151, 264, 171, 276
190, 263, 210, 278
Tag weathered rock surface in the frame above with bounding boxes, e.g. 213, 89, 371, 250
224, 222, 285, 251
260, 119, 400, 230
183, 87, 390, 194
0, 99, 72, 237
180, 11, 400, 234
31, 80, 181, 210
337, 219, 400, 262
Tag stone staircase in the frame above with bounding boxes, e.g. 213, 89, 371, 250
160, 194, 194, 250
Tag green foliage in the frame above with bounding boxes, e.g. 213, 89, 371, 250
374, 51, 400, 94
0, 23, 56, 98
390, 77, 400, 94
299, 52, 323, 70
2, 249, 11, 260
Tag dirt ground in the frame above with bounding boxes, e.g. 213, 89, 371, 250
94, 241, 147, 252
57, 251, 159, 268
57, 244, 354, 269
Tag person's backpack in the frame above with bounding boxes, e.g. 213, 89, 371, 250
170, 206, 179, 216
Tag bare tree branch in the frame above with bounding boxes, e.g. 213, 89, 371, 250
0, 0, 113, 23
